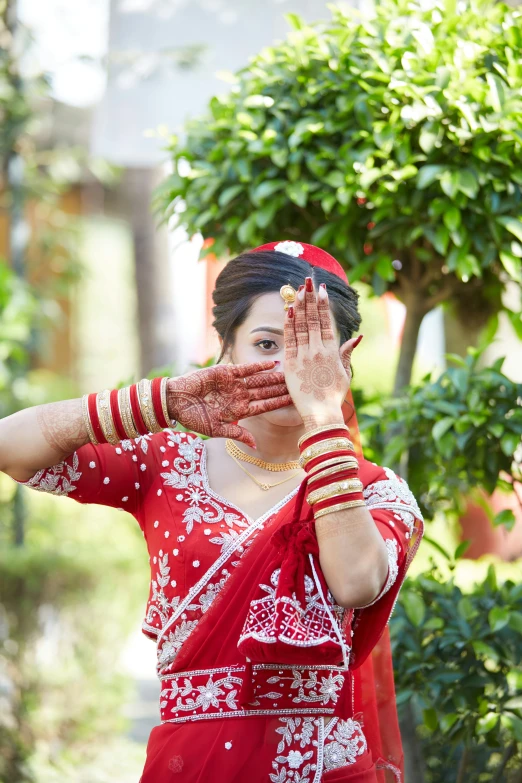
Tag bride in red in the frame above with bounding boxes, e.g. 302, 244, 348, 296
1, 242, 424, 782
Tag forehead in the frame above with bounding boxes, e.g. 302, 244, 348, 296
238, 291, 340, 339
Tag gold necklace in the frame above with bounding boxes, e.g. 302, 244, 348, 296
225, 439, 300, 472
227, 450, 301, 491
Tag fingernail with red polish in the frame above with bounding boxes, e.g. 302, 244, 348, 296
305, 277, 313, 292
288, 306, 294, 318
298, 285, 305, 293
320, 283, 326, 290
354, 334, 364, 347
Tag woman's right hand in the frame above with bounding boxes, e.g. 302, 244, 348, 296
166, 361, 291, 448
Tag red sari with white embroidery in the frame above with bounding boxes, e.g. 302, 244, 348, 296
17, 429, 424, 782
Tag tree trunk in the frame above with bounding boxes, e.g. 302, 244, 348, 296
399, 700, 426, 783
120, 168, 177, 377
392, 298, 427, 396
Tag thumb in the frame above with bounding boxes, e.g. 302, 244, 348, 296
216, 423, 257, 450
340, 334, 363, 371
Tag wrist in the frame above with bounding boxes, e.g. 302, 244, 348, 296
300, 409, 345, 432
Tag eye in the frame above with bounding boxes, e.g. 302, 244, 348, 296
254, 339, 279, 351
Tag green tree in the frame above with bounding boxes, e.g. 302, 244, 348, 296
156, 0, 522, 393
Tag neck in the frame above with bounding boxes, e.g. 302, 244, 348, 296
236, 416, 304, 463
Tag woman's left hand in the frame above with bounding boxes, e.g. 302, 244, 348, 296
284, 277, 363, 428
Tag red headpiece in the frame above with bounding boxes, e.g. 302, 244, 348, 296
251, 240, 349, 284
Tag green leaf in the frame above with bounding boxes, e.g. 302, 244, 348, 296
432, 417, 454, 441
285, 12, 304, 30
402, 592, 426, 627
416, 165, 446, 190
499, 252, 522, 282
456, 170, 479, 199
508, 611, 522, 635
454, 540, 471, 560
252, 179, 285, 205
423, 708, 438, 732
286, 181, 308, 208
443, 207, 461, 232
476, 712, 499, 735
497, 217, 522, 244
488, 606, 510, 632
500, 433, 521, 457
440, 713, 459, 733
493, 509, 516, 532
218, 184, 244, 208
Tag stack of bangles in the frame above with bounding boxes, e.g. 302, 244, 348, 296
81, 377, 177, 446
298, 423, 365, 520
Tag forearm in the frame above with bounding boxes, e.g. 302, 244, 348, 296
0, 399, 88, 481
316, 505, 389, 609
301, 409, 388, 609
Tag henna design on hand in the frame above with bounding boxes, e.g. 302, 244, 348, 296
284, 306, 298, 360
296, 353, 344, 402
36, 400, 89, 456
294, 286, 309, 347
318, 285, 335, 342
167, 362, 291, 447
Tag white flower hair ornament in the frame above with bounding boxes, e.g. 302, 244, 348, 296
273, 241, 305, 257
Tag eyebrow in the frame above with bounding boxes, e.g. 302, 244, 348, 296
250, 326, 284, 336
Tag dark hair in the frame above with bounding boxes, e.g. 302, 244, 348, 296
212, 250, 362, 361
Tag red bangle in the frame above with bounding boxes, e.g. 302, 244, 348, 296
151, 377, 169, 428
129, 383, 148, 435
88, 393, 105, 444
299, 427, 350, 452
304, 449, 357, 474
313, 492, 365, 513
110, 388, 127, 441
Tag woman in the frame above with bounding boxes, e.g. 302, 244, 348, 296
0, 241, 424, 782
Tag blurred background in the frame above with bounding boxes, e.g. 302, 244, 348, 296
1, 0, 522, 781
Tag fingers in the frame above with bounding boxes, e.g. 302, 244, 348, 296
248, 383, 288, 402
232, 360, 277, 378
340, 334, 364, 372
304, 276, 322, 346
294, 284, 308, 351
244, 370, 286, 389
247, 394, 293, 417
284, 305, 298, 360
318, 284, 336, 343
219, 423, 257, 449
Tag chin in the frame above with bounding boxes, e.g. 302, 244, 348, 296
262, 405, 303, 427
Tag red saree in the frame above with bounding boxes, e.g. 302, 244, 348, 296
16, 425, 424, 782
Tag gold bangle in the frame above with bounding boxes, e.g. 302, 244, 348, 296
160, 377, 174, 428
314, 499, 366, 519
306, 455, 359, 478
81, 393, 98, 446
118, 386, 139, 439
97, 389, 120, 445
137, 379, 163, 434
307, 461, 360, 485
298, 423, 350, 450
308, 479, 364, 506
299, 438, 355, 468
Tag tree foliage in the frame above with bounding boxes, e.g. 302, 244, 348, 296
157, 0, 522, 388
392, 557, 522, 781
359, 346, 522, 521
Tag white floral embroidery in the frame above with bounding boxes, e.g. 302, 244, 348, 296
145, 552, 181, 632
20, 452, 82, 496
160, 672, 241, 713
161, 436, 249, 537
363, 466, 423, 535
274, 240, 305, 257
271, 717, 316, 783
323, 718, 367, 771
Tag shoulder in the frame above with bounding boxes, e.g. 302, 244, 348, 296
359, 457, 423, 521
